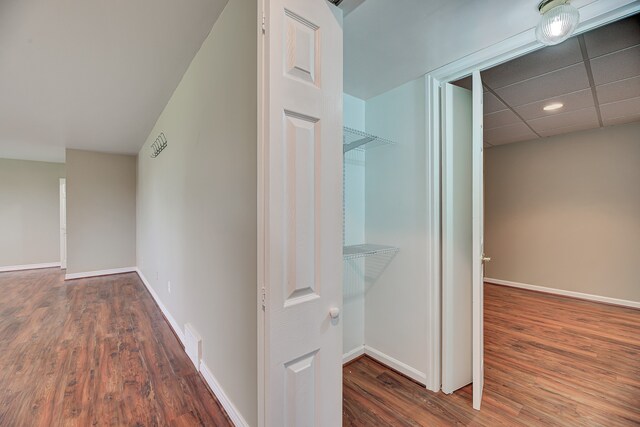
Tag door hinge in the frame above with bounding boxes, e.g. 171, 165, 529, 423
261, 286, 266, 309
261, 12, 266, 34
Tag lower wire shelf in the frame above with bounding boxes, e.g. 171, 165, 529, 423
343, 244, 399, 261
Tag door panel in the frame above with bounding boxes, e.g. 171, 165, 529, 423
262, 0, 343, 425
472, 70, 485, 410
441, 83, 473, 394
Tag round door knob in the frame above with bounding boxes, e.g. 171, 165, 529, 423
329, 307, 340, 319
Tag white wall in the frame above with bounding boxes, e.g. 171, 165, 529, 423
363, 78, 428, 382
343, 94, 366, 359
485, 122, 640, 303
136, 0, 257, 424
0, 158, 65, 268
65, 149, 136, 275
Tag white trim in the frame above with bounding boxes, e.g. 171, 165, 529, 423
485, 278, 640, 310
200, 361, 250, 427
134, 268, 186, 346
342, 345, 365, 365
364, 345, 427, 385
59, 178, 67, 270
0, 262, 61, 273
65, 267, 137, 281
424, 74, 441, 393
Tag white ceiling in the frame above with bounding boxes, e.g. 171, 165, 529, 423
0, 0, 228, 162
454, 14, 640, 146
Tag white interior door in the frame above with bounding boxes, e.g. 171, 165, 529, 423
441, 72, 485, 408
441, 82, 472, 394
471, 70, 485, 410
59, 178, 67, 269
261, 0, 343, 425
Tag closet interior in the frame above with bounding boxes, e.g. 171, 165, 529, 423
342, 79, 430, 385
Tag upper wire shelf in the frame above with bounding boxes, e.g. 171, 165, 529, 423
343, 127, 395, 153
343, 244, 399, 261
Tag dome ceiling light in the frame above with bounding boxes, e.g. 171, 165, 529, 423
536, 0, 580, 46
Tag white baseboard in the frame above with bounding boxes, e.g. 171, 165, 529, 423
65, 267, 137, 281
0, 262, 61, 273
343, 345, 365, 364
363, 345, 427, 385
135, 269, 248, 425
485, 278, 640, 310
134, 268, 185, 346
200, 361, 250, 427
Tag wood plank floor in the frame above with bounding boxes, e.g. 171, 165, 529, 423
0, 268, 232, 427
344, 284, 640, 426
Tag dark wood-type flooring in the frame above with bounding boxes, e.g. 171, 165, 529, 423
0, 268, 232, 427
344, 284, 640, 426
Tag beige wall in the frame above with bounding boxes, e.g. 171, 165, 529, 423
136, 0, 257, 424
0, 158, 65, 267
485, 122, 640, 302
66, 149, 136, 274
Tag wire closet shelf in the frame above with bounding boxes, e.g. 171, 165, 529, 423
343, 127, 395, 153
343, 244, 399, 261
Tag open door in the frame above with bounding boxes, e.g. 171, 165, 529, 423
260, 0, 343, 425
471, 70, 485, 410
441, 81, 472, 395
441, 70, 485, 410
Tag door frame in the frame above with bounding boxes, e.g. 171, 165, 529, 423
59, 178, 67, 269
424, 1, 639, 395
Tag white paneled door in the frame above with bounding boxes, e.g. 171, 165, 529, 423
441, 70, 485, 410
260, 0, 343, 426
471, 70, 485, 410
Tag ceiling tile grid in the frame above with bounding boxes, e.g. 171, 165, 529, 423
454, 14, 640, 147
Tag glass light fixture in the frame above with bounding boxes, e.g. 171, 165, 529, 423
536, 0, 580, 46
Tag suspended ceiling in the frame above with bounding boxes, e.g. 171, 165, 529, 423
453, 14, 640, 147
0, 0, 228, 162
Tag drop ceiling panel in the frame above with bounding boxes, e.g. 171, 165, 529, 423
514, 89, 595, 120
485, 122, 538, 146
452, 15, 640, 147
603, 112, 640, 127
528, 107, 599, 133
484, 109, 522, 130
596, 75, 640, 104
590, 45, 640, 86
538, 122, 601, 138
495, 63, 590, 107
600, 96, 640, 120
484, 92, 508, 114
481, 38, 583, 89
583, 14, 640, 58
454, 76, 472, 91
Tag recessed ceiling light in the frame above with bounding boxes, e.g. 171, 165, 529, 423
543, 102, 564, 111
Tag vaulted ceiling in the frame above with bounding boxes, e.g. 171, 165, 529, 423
0, 0, 228, 162
454, 14, 640, 146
